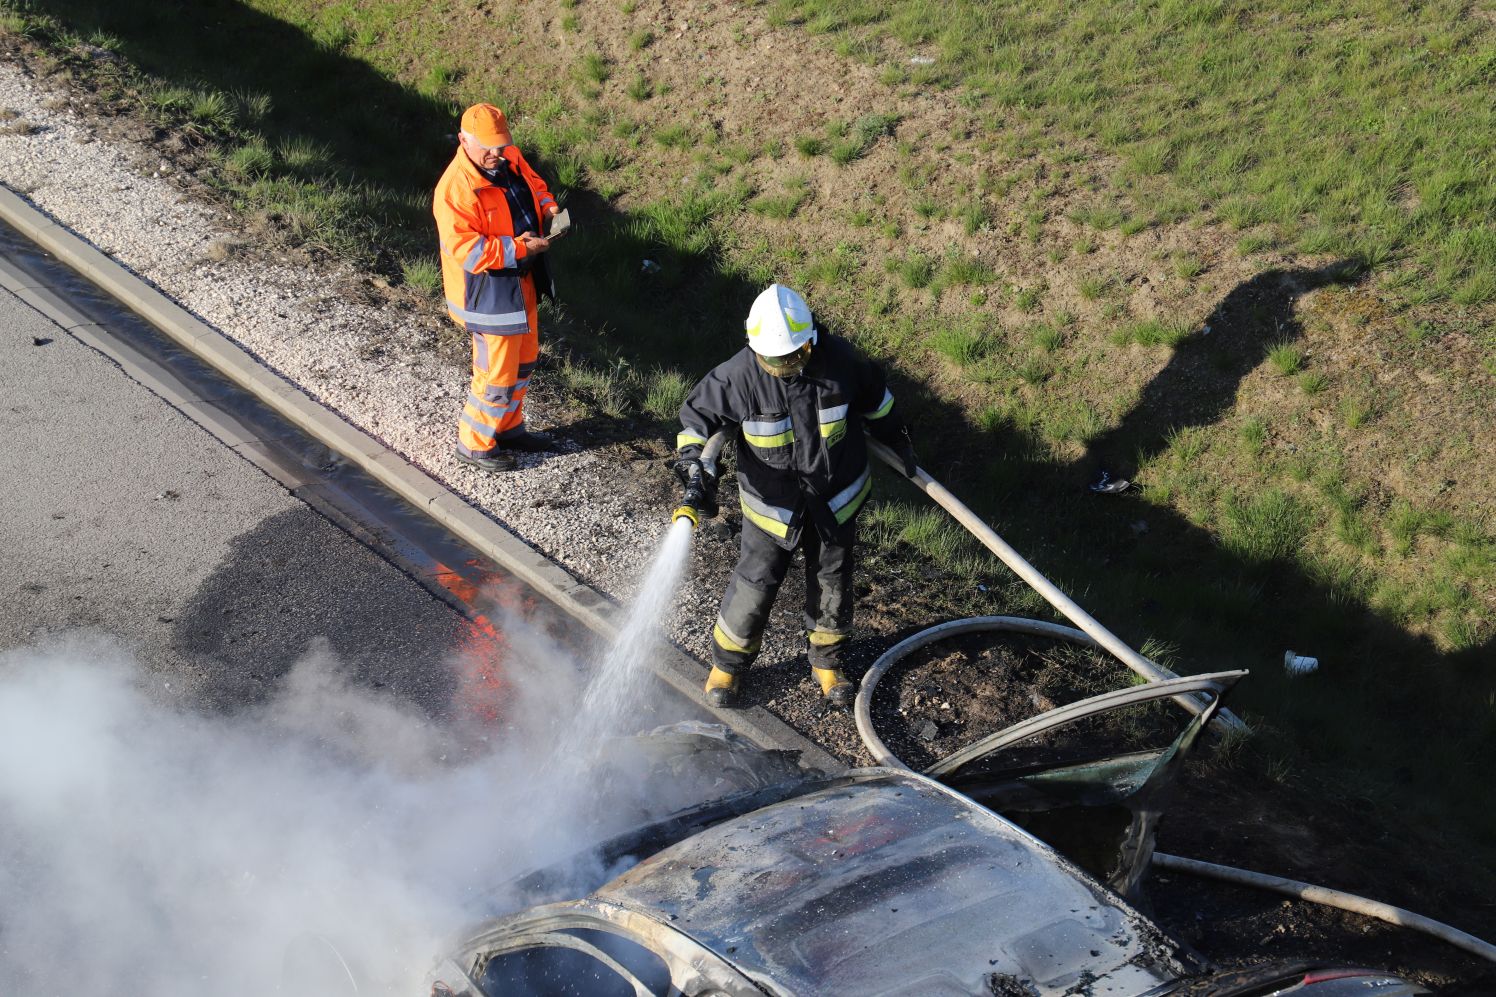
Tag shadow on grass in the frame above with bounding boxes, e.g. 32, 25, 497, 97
33, 0, 1496, 895
914, 263, 1496, 872
1084, 263, 1354, 480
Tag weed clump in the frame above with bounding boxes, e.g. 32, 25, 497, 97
1222, 489, 1315, 563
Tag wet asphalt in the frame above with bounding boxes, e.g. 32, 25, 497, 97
0, 283, 469, 713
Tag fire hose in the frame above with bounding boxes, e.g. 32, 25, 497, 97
864, 438, 1248, 735
858, 441, 1496, 966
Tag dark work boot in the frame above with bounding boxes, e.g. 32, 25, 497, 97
497, 430, 557, 453
455, 447, 517, 472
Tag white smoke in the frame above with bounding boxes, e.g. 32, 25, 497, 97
0, 529, 735, 997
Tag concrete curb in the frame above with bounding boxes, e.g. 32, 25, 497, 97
0, 183, 842, 773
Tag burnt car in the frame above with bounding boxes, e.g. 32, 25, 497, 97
426, 675, 1430, 996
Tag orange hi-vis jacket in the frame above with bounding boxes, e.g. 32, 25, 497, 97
434, 144, 557, 454
433, 145, 556, 337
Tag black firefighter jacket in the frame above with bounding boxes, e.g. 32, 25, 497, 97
675, 333, 907, 549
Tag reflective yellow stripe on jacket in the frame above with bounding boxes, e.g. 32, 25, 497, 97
743, 416, 794, 449
818, 403, 848, 447
739, 489, 794, 538
828, 464, 872, 524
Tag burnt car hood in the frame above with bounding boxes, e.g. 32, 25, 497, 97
596, 769, 1186, 996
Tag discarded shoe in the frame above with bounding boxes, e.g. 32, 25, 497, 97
1089, 470, 1130, 494
812, 666, 854, 709
455, 447, 517, 472
704, 666, 739, 708
497, 431, 558, 453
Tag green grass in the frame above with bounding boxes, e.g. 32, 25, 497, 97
864, 501, 987, 579
625, 73, 652, 101
1239, 415, 1267, 455
934, 253, 993, 291
1013, 285, 1042, 312
1077, 273, 1108, 300
749, 179, 810, 219
929, 322, 990, 366
1029, 322, 1063, 352
827, 112, 899, 165
1221, 488, 1316, 563
1112, 318, 1191, 347
1173, 253, 1205, 280
1043, 398, 1103, 444
226, 139, 275, 177
628, 28, 653, 51
654, 123, 693, 148
1339, 393, 1373, 428
765, 0, 1495, 296
556, 355, 639, 419
188, 88, 235, 131
579, 51, 610, 83
642, 368, 690, 418
1267, 340, 1306, 375
399, 255, 441, 296
794, 134, 824, 157
1236, 231, 1277, 256
1298, 370, 1329, 395
1015, 355, 1051, 385
23, 0, 1495, 881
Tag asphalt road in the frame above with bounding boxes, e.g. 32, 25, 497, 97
0, 283, 470, 714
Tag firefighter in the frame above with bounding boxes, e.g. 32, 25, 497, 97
434, 103, 560, 471
673, 284, 916, 708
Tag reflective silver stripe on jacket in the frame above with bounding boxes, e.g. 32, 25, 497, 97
743, 416, 793, 439
818, 404, 848, 424
464, 237, 486, 272
446, 302, 530, 327
865, 388, 895, 419
828, 464, 871, 515
739, 489, 795, 525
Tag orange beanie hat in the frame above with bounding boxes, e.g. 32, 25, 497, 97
460, 103, 510, 145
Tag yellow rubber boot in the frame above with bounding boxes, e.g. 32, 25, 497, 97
704, 666, 739, 708
812, 666, 854, 709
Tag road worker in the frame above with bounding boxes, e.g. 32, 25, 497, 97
673, 284, 917, 708
434, 102, 560, 471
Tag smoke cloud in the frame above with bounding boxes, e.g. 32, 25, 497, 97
0, 581, 741, 997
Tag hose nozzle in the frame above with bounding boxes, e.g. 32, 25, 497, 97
671, 462, 716, 527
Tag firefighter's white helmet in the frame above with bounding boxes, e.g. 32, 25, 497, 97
745, 283, 817, 360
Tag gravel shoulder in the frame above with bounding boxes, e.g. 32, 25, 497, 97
0, 57, 868, 747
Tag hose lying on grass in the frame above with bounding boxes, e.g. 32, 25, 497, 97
846, 476, 1496, 966
1150, 852, 1496, 965
850, 615, 1496, 965
865, 438, 1249, 735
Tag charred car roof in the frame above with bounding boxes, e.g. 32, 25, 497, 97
593, 768, 1185, 995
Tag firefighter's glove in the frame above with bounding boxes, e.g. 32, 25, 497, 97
672, 456, 719, 519
672, 456, 703, 488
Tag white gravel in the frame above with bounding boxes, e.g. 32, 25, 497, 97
0, 60, 720, 645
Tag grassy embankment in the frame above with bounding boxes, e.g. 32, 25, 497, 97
3, 0, 1493, 861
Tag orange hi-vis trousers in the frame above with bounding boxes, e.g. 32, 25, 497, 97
457, 272, 538, 457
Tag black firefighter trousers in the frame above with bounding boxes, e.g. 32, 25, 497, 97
710, 516, 856, 676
